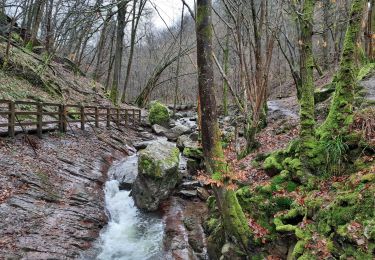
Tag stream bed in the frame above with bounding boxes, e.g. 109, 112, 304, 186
85, 154, 165, 260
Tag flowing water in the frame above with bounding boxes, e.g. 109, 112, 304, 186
89, 155, 165, 260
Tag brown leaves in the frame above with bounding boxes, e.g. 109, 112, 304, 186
305, 233, 332, 259
0, 188, 13, 203
246, 215, 269, 243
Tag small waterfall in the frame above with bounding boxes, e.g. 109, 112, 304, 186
91, 157, 165, 260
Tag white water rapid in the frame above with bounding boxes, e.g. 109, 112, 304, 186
91, 156, 165, 260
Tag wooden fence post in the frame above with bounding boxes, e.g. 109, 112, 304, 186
8, 101, 15, 138
37, 102, 43, 138
116, 108, 120, 125
95, 107, 99, 127
80, 105, 85, 130
106, 107, 111, 127
124, 110, 128, 126
138, 110, 141, 124
61, 105, 67, 132
132, 109, 136, 125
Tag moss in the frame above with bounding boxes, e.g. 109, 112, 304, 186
138, 146, 180, 179
318, 0, 366, 142
263, 152, 284, 174
274, 218, 296, 232
357, 62, 375, 80
292, 240, 306, 257
183, 147, 203, 159
148, 101, 170, 126
207, 196, 216, 211
361, 173, 375, 183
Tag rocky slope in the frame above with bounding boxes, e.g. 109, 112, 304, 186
0, 124, 149, 259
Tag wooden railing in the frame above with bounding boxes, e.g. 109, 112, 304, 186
0, 100, 141, 138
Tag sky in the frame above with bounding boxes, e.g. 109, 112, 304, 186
149, 0, 195, 28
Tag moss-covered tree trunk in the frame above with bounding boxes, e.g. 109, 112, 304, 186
319, 0, 367, 140
298, 0, 316, 167
196, 0, 253, 254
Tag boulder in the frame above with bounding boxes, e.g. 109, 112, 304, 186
152, 124, 169, 135
165, 124, 192, 141
189, 132, 199, 141
133, 140, 153, 150
149, 101, 170, 127
110, 155, 138, 190
177, 135, 191, 151
132, 140, 181, 211
183, 147, 203, 160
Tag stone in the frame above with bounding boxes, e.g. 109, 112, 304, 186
110, 155, 138, 190
176, 135, 194, 151
179, 190, 197, 198
180, 180, 201, 190
165, 124, 192, 142
197, 187, 210, 201
152, 124, 169, 135
132, 140, 181, 211
189, 132, 199, 141
133, 140, 153, 150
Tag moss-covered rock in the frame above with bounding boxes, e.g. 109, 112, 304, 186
132, 140, 180, 211
148, 101, 170, 127
183, 146, 203, 160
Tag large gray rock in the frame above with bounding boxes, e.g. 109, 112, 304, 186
110, 155, 138, 190
132, 140, 181, 211
165, 124, 192, 141
152, 124, 169, 135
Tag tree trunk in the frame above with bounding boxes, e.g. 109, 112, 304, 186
110, 0, 128, 104
121, 0, 146, 103
94, 10, 112, 81
319, 0, 367, 140
45, 0, 54, 53
196, 0, 253, 254
298, 0, 316, 167
30, 0, 46, 45
173, 5, 184, 115
222, 26, 229, 117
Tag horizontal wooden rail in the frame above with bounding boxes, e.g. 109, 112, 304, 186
0, 100, 141, 138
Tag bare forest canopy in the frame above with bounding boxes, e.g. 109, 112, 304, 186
1, 0, 374, 108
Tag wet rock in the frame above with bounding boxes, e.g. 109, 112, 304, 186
165, 124, 192, 141
152, 124, 169, 135
177, 135, 196, 151
132, 140, 181, 211
189, 132, 199, 141
179, 190, 198, 198
133, 140, 153, 150
173, 112, 184, 119
197, 187, 210, 201
163, 197, 208, 260
180, 180, 202, 189
110, 155, 138, 190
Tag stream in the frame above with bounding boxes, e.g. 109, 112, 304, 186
85, 154, 165, 260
